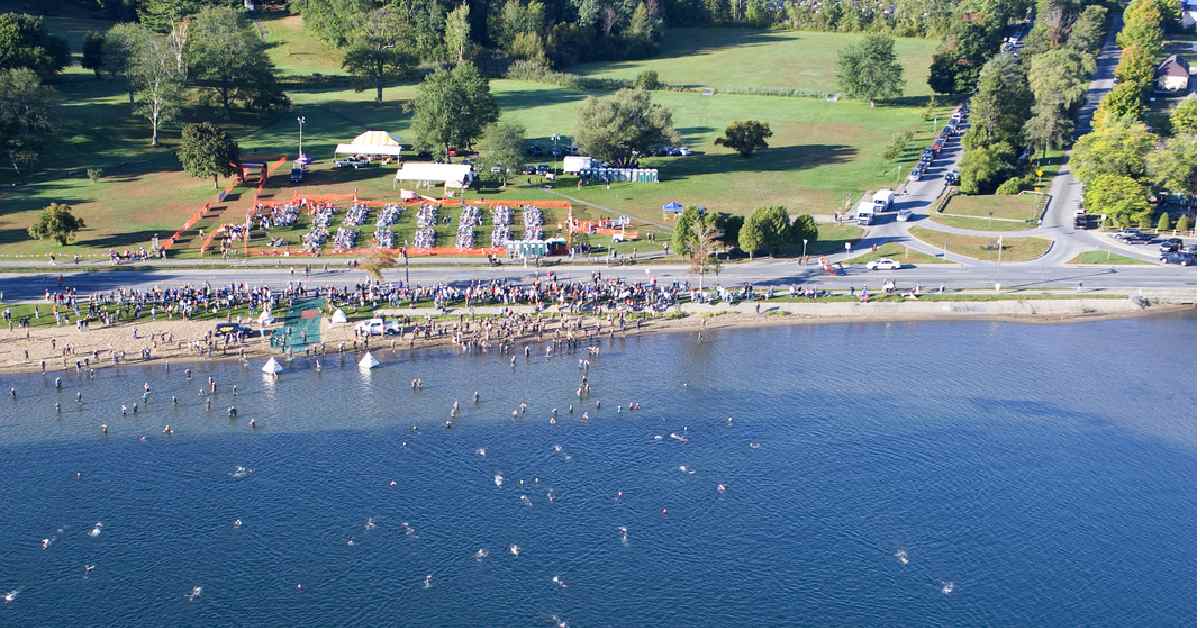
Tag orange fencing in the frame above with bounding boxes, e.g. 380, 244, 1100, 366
563, 218, 639, 239
163, 203, 210, 250
249, 246, 506, 258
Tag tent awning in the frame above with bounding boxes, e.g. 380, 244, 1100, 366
335, 143, 402, 157
395, 163, 473, 188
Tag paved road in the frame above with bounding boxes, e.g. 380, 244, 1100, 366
0, 260, 1193, 303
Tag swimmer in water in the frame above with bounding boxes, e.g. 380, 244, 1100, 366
895, 548, 909, 566
423, 575, 433, 589
365, 517, 376, 530
716, 483, 727, 494
618, 526, 628, 541
941, 582, 954, 595
233, 519, 243, 528
83, 564, 95, 577
508, 544, 520, 557
551, 575, 566, 588
474, 548, 489, 560
3, 590, 17, 605
187, 585, 202, 602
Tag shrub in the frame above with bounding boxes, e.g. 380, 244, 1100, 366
86, 168, 103, 183
1156, 212, 1171, 231
633, 69, 661, 90
995, 177, 1023, 195
1177, 214, 1190, 233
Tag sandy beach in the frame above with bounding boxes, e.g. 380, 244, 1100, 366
0, 298, 1192, 375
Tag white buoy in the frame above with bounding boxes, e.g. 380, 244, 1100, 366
261, 357, 283, 375
358, 351, 380, 370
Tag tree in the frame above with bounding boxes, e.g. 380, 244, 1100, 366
575, 89, 678, 167
714, 120, 772, 157
1115, 45, 1156, 92
714, 212, 743, 247
82, 32, 106, 77
1118, 0, 1165, 58
445, 3, 472, 65
293, 0, 373, 47
177, 122, 238, 188
1025, 49, 1093, 156
1147, 134, 1197, 196
671, 205, 706, 256
342, 6, 417, 103
1177, 215, 1190, 233
1157, 211, 1171, 232
1169, 96, 1196, 137
790, 214, 818, 255
1083, 174, 1151, 226
138, 0, 210, 33
836, 34, 904, 105
132, 33, 183, 146
689, 215, 721, 290
633, 69, 661, 90
740, 206, 792, 256
27, 203, 86, 246
186, 6, 284, 117
103, 24, 148, 106
737, 210, 767, 258
927, 20, 997, 94
1070, 117, 1156, 185
361, 250, 397, 281
0, 68, 58, 177
412, 62, 499, 159
1093, 81, 1145, 126
959, 141, 1017, 194
962, 53, 1032, 150
1066, 5, 1108, 52
477, 121, 526, 185
0, 14, 70, 80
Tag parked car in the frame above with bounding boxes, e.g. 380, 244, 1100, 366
416, 150, 433, 160
1159, 238, 1184, 253
866, 258, 902, 270
944, 170, 960, 185
1160, 251, 1196, 266
334, 157, 371, 169
1112, 228, 1145, 241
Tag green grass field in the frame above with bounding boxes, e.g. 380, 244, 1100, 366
940, 193, 1045, 221
0, 9, 941, 259
842, 241, 952, 265
574, 28, 939, 97
927, 214, 1038, 232
1067, 250, 1152, 265
909, 227, 1052, 262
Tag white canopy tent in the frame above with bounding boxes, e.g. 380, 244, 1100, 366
394, 163, 473, 189
330, 308, 348, 324
335, 131, 404, 158
261, 357, 283, 374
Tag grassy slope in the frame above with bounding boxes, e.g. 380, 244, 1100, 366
1067, 250, 1151, 265
842, 241, 952, 265
941, 193, 1044, 221
927, 214, 1038, 232
574, 28, 939, 97
2, 10, 939, 257
909, 227, 1052, 262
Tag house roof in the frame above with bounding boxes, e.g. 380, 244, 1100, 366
1157, 55, 1190, 78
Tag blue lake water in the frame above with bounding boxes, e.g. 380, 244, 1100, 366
0, 314, 1195, 626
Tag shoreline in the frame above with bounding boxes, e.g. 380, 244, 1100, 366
0, 298, 1192, 376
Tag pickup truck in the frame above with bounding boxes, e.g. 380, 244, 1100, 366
335, 157, 371, 169
354, 318, 402, 336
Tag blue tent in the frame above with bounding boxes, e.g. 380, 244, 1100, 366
661, 201, 684, 214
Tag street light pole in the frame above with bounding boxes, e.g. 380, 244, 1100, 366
297, 115, 306, 161
802, 238, 808, 268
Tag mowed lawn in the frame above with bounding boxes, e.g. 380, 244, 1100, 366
909, 227, 1052, 262
940, 193, 1045, 221
574, 28, 939, 97
1, 10, 936, 257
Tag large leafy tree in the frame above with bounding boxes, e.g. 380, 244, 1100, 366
1025, 49, 1094, 156
962, 53, 1032, 150
1114, 45, 1156, 92
959, 141, 1017, 194
27, 203, 86, 246
670, 206, 713, 256
0, 68, 58, 177
186, 6, 285, 117
1093, 81, 1144, 127
82, 32, 106, 78
412, 62, 499, 159
103, 24, 149, 106
1083, 174, 1151, 226
714, 120, 772, 157
342, 6, 417, 103
927, 20, 996, 94
575, 88, 678, 167
1069, 117, 1156, 186
1169, 96, 1196, 137
1147, 134, 1197, 198
836, 34, 904, 105
445, 3, 472, 65
1117, 0, 1165, 58
294, 0, 373, 47
1066, 5, 1108, 52
739, 206, 793, 256
0, 14, 70, 80
477, 121, 526, 185
138, 0, 213, 33
177, 122, 239, 188
132, 33, 184, 146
